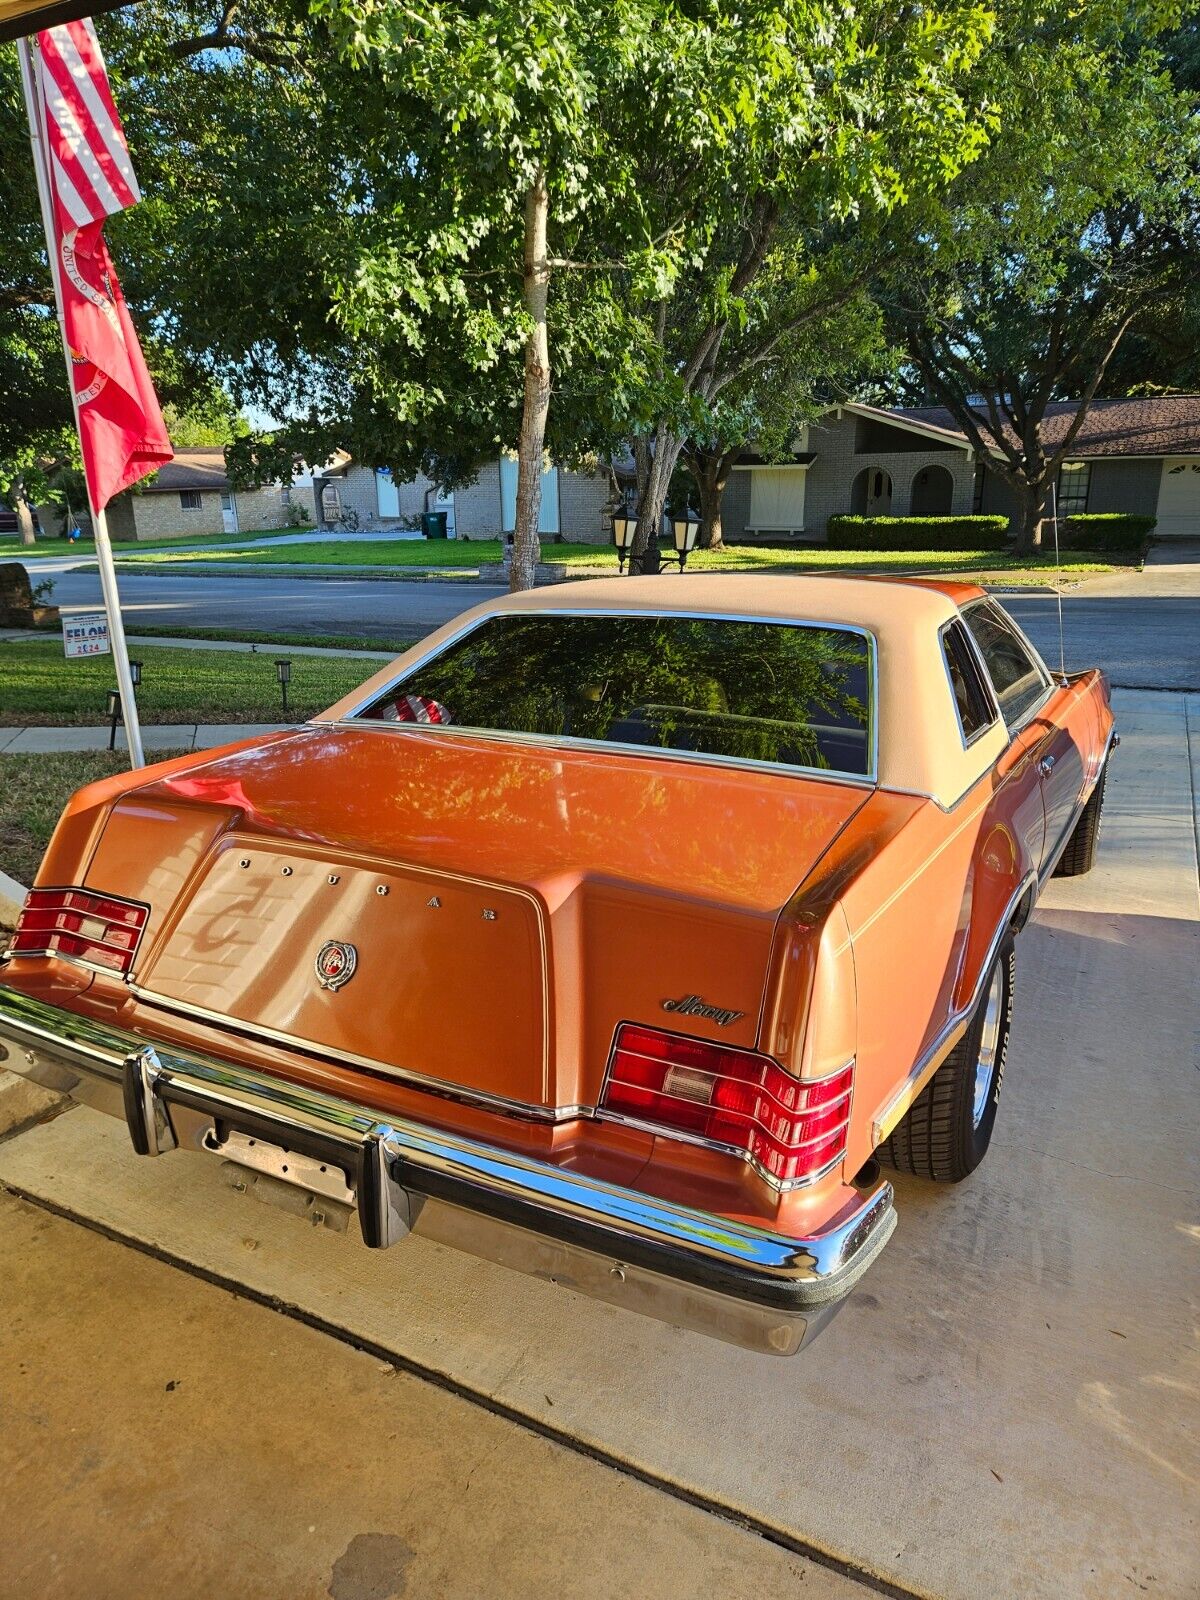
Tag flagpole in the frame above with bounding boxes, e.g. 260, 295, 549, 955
16, 33, 146, 769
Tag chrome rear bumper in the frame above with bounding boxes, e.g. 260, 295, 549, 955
0, 984, 895, 1355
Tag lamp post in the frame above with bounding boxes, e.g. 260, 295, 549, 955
670, 510, 701, 570
275, 658, 292, 718
611, 511, 636, 574
106, 660, 142, 752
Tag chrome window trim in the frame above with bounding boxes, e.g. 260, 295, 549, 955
341, 607, 880, 788
938, 618, 1000, 750
960, 597, 1054, 736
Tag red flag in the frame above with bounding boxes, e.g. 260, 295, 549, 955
35, 19, 171, 509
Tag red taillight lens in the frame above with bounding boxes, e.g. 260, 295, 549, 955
601, 1023, 853, 1188
8, 887, 148, 975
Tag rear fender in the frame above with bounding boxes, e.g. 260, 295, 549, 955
952, 819, 1036, 1016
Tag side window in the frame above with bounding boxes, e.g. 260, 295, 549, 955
942, 621, 995, 743
962, 602, 1050, 729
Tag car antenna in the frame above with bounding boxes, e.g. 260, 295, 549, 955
1049, 478, 1066, 680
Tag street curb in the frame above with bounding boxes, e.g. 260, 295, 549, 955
0, 868, 68, 1136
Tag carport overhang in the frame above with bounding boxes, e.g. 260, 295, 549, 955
0, 0, 127, 40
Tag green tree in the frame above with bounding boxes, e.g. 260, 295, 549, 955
312, 0, 692, 588
611, 0, 998, 569
679, 290, 886, 550
889, 4, 1200, 550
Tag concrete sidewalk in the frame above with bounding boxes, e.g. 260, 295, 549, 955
0, 722, 294, 754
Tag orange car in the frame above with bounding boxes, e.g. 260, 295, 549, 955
0, 575, 1115, 1354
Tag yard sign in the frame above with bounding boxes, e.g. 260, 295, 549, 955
63, 611, 110, 658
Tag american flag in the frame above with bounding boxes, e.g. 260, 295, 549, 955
34, 18, 171, 509
37, 19, 141, 230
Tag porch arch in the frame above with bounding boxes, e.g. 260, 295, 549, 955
910, 464, 954, 517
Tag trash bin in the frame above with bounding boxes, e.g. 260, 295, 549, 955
421, 511, 448, 539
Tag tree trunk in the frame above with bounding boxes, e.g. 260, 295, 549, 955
700, 478, 724, 550
511, 170, 550, 593
1014, 482, 1048, 555
690, 456, 732, 550
632, 434, 651, 505
14, 475, 36, 547
629, 425, 683, 574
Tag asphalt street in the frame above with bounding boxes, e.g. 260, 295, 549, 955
43, 565, 1200, 687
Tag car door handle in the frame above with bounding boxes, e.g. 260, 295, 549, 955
1038, 755, 1056, 779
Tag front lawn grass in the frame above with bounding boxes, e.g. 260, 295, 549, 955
0, 640, 375, 727
110, 535, 1119, 583
0, 748, 192, 888
116, 536, 494, 569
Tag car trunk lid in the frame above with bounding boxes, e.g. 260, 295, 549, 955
102, 726, 870, 1113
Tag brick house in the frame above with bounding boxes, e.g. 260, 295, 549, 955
720, 396, 1200, 542
317, 456, 613, 540
38, 447, 320, 542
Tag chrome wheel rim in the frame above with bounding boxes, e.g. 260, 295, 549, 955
972, 966, 1005, 1129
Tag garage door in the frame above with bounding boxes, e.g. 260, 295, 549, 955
748, 466, 807, 532
1155, 457, 1200, 538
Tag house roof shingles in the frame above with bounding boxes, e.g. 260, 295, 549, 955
143, 447, 229, 494
892, 395, 1200, 459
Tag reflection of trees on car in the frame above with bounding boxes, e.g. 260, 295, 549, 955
371, 617, 871, 775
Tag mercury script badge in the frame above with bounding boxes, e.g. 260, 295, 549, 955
661, 994, 744, 1028
315, 940, 358, 992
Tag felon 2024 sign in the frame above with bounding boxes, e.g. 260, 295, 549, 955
63, 613, 110, 658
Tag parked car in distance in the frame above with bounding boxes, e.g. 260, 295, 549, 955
0, 575, 1115, 1355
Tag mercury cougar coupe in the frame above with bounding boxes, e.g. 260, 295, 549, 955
0, 576, 1115, 1354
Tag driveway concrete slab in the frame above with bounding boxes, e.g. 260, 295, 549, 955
0, 1194, 861, 1600
0, 698, 1195, 1600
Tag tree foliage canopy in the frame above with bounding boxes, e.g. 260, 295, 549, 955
886, 1, 1200, 545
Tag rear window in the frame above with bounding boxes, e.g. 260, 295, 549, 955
356, 613, 873, 777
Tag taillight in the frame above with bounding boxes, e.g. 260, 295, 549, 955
601, 1023, 853, 1189
7, 887, 148, 975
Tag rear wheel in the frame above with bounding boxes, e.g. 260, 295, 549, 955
880, 936, 1015, 1183
1053, 765, 1107, 878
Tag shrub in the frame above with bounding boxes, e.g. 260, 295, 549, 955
1058, 514, 1155, 552
827, 515, 1010, 551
